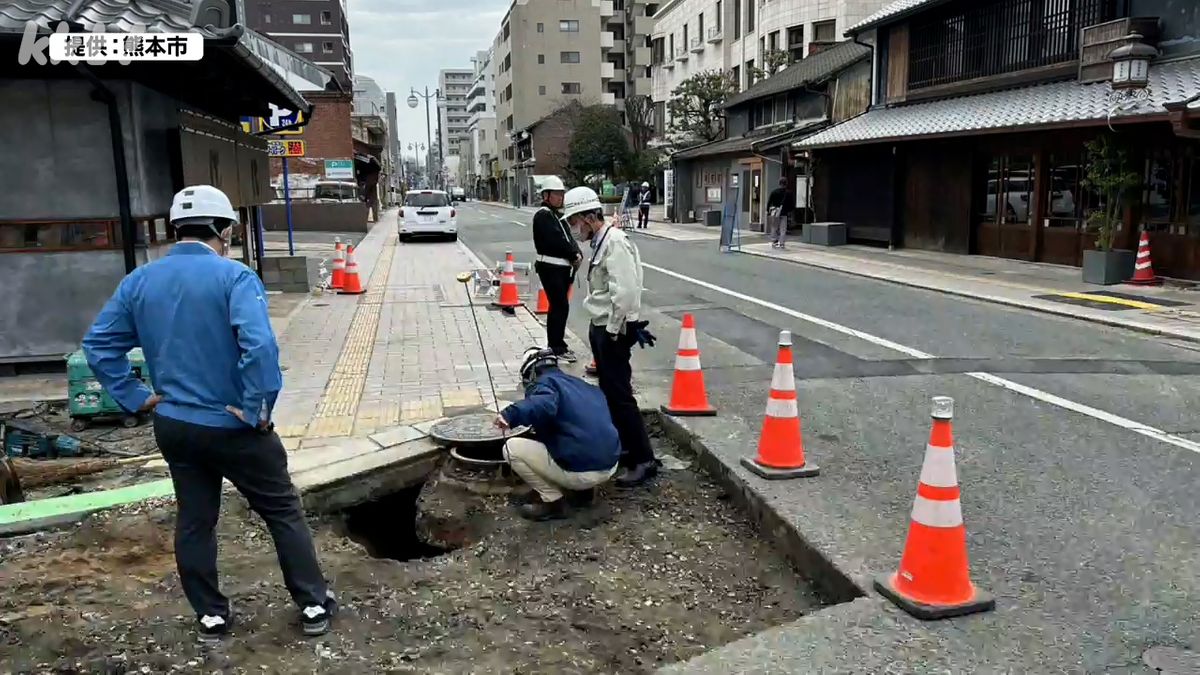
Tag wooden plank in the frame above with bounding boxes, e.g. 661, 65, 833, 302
886, 24, 909, 105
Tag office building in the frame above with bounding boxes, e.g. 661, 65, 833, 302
464, 49, 499, 199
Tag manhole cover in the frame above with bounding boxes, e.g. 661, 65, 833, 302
429, 413, 528, 447
1144, 646, 1200, 674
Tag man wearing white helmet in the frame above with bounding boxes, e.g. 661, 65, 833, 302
531, 175, 582, 362
637, 181, 652, 229
561, 185, 660, 487
83, 185, 334, 642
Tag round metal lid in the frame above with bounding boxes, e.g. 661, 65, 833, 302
429, 413, 528, 447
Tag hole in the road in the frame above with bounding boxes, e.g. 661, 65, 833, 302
336, 483, 451, 561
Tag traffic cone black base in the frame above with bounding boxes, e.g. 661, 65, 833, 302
874, 574, 995, 621
739, 457, 819, 480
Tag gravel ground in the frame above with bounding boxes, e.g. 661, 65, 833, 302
0, 440, 822, 674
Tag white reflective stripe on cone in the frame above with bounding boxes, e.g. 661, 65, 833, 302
674, 354, 702, 371
679, 329, 698, 350
918, 443, 958, 488
910, 495, 963, 528
765, 396, 798, 419
771, 363, 795, 391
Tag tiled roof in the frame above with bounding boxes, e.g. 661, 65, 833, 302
723, 41, 871, 109
796, 57, 1200, 149
846, 0, 947, 35
672, 135, 756, 160
0, 0, 194, 33
0, 0, 322, 113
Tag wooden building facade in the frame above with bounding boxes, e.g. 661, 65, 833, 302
799, 0, 1200, 279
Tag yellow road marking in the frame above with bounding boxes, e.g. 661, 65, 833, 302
308, 241, 397, 439
1057, 292, 1163, 311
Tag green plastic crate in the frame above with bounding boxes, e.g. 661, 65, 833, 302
65, 348, 154, 420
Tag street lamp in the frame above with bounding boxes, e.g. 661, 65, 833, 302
409, 86, 443, 189
407, 142, 425, 187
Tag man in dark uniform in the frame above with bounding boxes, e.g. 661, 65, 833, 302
532, 176, 582, 362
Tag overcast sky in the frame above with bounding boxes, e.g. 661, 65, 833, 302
347, 0, 506, 162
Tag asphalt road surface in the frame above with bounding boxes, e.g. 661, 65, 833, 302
449, 200, 1200, 670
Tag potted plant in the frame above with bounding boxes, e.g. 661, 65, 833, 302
1080, 135, 1140, 285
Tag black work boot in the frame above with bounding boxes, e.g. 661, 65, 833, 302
517, 497, 568, 521
615, 461, 659, 488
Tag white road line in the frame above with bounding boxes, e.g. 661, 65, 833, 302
642, 261, 1200, 456
511, 220, 527, 227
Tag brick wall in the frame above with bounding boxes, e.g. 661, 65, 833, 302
270, 92, 354, 182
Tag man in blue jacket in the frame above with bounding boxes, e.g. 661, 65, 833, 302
496, 347, 621, 521
83, 185, 333, 642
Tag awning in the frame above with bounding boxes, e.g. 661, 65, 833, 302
797, 56, 1200, 150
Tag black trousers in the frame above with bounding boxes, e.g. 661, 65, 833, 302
588, 324, 655, 467
153, 414, 328, 619
638, 205, 650, 228
536, 262, 572, 355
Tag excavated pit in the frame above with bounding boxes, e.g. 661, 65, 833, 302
335, 482, 451, 561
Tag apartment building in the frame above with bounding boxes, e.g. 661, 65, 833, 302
243, 0, 353, 90
494, 0, 608, 202
464, 49, 499, 199
651, 0, 890, 132
603, 0, 660, 121
437, 68, 474, 186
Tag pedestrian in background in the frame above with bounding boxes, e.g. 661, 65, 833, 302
532, 176, 581, 362
766, 178, 794, 249
637, 181, 652, 229
83, 185, 335, 643
561, 186, 660, 487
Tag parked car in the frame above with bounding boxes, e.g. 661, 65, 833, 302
399, 190, 457, 242
313, 181, 359, 203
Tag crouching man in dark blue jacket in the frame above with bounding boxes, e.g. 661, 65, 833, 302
496, 347, 621, 521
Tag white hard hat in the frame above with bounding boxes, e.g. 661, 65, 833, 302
539, 176, 566, 192
561, 186, 602, 219
641, 181, 650, 188
170, 185, 239, 226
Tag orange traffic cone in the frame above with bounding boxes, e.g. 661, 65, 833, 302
661, 313, 715, 416
494, 250, 521, 308
338, 244, 365, 295
875, 397, 994, 620
1128, 231, 1162, 286
534, 287, 550, 314
740, 331, 817, 479
330, 238, 345, 290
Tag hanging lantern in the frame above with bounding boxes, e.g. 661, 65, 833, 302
1109, 33, 1156, 90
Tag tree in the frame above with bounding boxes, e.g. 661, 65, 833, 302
751, 49, 792, 82
567, 104, 629, 182
1081, 134, 1141, 251
667, 69, 738, 144
625, 94, 657, 154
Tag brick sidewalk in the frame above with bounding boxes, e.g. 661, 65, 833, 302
273, 211, 545, 444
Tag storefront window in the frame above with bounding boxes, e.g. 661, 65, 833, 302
1144, 148, 1175, 224
977, 157, 1000, 222
0, 221, 115, 251
1046, 154, 1084, 229
1004, 155, 1033, 224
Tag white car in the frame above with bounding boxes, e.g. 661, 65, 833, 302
399, 190, 457, 241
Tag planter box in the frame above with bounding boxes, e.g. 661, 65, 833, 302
801, 222, 847, 247
1081, 249, 1135, 285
